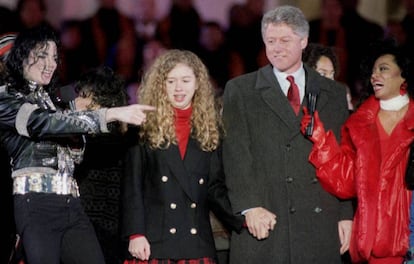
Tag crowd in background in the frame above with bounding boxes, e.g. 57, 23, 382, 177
0, 0, 268, 98
1, 0, 412, 102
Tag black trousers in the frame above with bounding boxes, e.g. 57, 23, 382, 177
14, 193, 105, 264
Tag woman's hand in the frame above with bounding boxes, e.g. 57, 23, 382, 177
128, 236, 151, 260
301, 107, 326, 145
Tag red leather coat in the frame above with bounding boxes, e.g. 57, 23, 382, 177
309, 96, 414, 262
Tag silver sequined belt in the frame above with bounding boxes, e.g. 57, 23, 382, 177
13, 172, 80, 197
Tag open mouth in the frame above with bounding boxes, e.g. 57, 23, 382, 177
372, 83, 384, 91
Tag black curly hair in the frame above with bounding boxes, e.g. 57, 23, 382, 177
74, 66, 128, 133
359, 38, 414, 99
74, 66, 128, 108
5, 24, 60, 94
303, 43, 339, 78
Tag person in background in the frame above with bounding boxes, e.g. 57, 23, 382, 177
0, 24, 154, 264
156, 0, 201, 53
126, 39, 167, 105
303, 43, 339, 80
59, 19, 100, 85
122, 49, 244, 263
90, 0, 135, 65
308, 0, 348, 83
301, 38, 414, 263
133, 0, 158, 43
15, 0, 53, 32
303, 42, 354, 112
226, 0, 265, 73
338, 0, 384, 100
70, 66, 135, 264
222, 5, 353, 263
197, 21, 244, 94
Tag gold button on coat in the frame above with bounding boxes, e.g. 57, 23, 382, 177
314, 207, 322, 213
161, 176, 168, 182
190, 228, 197, 235
169, 228, 177, 234
170, 203, 177, 209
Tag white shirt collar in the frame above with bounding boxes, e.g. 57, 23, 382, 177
273, 64, 306, 102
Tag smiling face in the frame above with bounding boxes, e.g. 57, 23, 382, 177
263, 23, 307, 74
370, 54, 405, 100
23, 40, 57, 85
165, 63, 197, 109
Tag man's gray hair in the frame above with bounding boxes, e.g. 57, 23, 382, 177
261, 5, 309, 39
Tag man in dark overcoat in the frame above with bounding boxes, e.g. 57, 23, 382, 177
222, 5, 354, 263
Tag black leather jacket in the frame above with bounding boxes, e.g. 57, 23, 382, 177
0, 85, 109, 174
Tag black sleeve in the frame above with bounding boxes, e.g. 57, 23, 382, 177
207, 144, 245, 233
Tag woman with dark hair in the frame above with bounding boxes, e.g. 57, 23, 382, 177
73, 66, 133, 264
301, 39, 414, 263
303, 43, 339, 80
0, 24, 154, 264
303, 42, 354, 112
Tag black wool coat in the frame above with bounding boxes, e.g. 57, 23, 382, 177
122, 138, 243, 260
222, 64, 354, 264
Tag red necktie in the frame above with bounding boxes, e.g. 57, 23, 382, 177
286, 75, 300, 115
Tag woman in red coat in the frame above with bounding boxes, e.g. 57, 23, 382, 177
301, 39, 414, 263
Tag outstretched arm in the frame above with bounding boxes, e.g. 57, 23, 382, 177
106, 104, 155, 125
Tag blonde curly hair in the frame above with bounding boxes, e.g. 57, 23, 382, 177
138, 49, 221, 152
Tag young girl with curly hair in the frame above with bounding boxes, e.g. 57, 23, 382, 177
122, 49, 244, 264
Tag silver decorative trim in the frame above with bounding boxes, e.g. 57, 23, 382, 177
12, 167, 58, 178
16, 103, 39, 137
98, 108, 109, 133
13, 172, 80, 197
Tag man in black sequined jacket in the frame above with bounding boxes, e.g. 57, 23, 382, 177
1, 25, 153, 264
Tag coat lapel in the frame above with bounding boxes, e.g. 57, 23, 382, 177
163, 144, 196, 201
304, 66, 330, 114
163, 139, 203, 201
255, 65, 333, 137
183, 139, 203, 176
183, 139, 206, 201
257, 65, 301, 133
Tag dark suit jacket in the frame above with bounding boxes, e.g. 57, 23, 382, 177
122, 138, 243, 260
222, 64, 353, 263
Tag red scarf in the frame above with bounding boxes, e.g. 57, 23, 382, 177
174, 106, 192, 159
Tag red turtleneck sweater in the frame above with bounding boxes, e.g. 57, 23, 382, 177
174, 106, 192, 159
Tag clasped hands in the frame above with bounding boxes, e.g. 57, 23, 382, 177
244, 207, 277, 240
